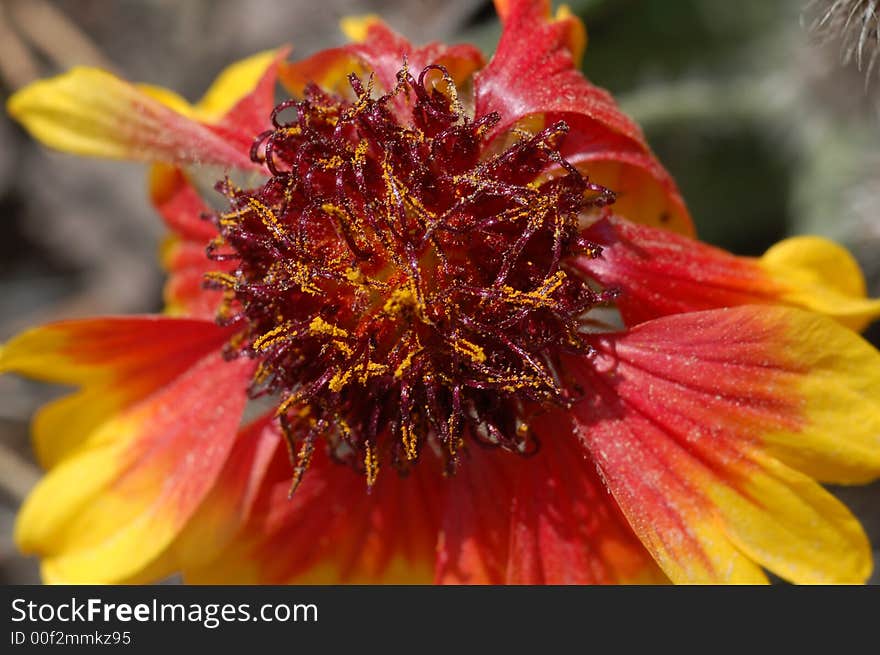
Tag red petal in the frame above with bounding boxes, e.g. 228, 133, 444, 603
475, 0, 691, 233
150, 165, 229, 319
162, 240, 229, 320
436, 429, 664, 585
280, 18, 484, 96
0, 316, 237, 467
150, 164, 216, 242
214, 47, 290, 145
183, 432, 445, 584
435, 447, 516, 584
3, 315, 231, 390
508, 412, 666, 584
576, 216, 782, 326
174, 414, 280, 569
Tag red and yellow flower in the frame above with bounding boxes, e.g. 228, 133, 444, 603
4, 0, 880, 584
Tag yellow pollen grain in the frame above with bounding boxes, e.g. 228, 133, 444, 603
227, 330, 247, 351
218, 213, 239, 228
203, 271, 237, 288
357, 361, 388, 384
454, 338, 486, 364
347, 76, 375, 117
383, 286, 417, 315
253, 361, 271, 386
276, 392, 304, 417
365, 442, 379, 488
319, 155, 344, 169
394, 348, 420, 379
215, 292, 235, 322
402, 423, 417, 461
321, 202, 348, 220
332, 340, 354, 356
354, 140, 369, 166
499, 271, 567, 308
253, 322, 293, 352
335, 415, 352, 440
282, 260, 321, 295
309, 316, 349, 338
248, 197, 288, 242
344, 267, 365, 285
328, 368, 353, 393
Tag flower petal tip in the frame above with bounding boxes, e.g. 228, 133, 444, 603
340, 14, 381, 43
761, 235, 880, 332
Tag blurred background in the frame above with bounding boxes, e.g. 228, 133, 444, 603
0, 0, 878, 583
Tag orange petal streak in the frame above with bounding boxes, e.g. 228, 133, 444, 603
435, 447, 517, 584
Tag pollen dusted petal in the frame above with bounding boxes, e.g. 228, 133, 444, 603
11, 340, 254, 584
577, 217, 785, 325
7, 65, 265, 167
570, 306, 880, 584
0, 316, 235, 467
579, 217, 880, 330
474, 0, 692, 234
182, 432, 444, 584
508, 416, 667, 584
279, 16, 484, 96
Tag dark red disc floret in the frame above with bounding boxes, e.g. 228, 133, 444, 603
206, 63, 616, 490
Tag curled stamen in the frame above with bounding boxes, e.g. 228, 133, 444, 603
209, 63, 616, 489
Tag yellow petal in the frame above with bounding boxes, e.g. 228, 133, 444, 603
553, 4, 587, 67
7, 67, 252, 166
16, 430, 174, 584
761, 307, 880, 484
707, 449, 871, 584
760, 236, 880, 332
584, 160, 694, 236
1, 317, 232, 468
31, 389, 125, 469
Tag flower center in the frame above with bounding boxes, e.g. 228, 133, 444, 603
208, 64, 615, 491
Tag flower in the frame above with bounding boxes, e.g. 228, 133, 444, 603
4, 0, 880, 584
